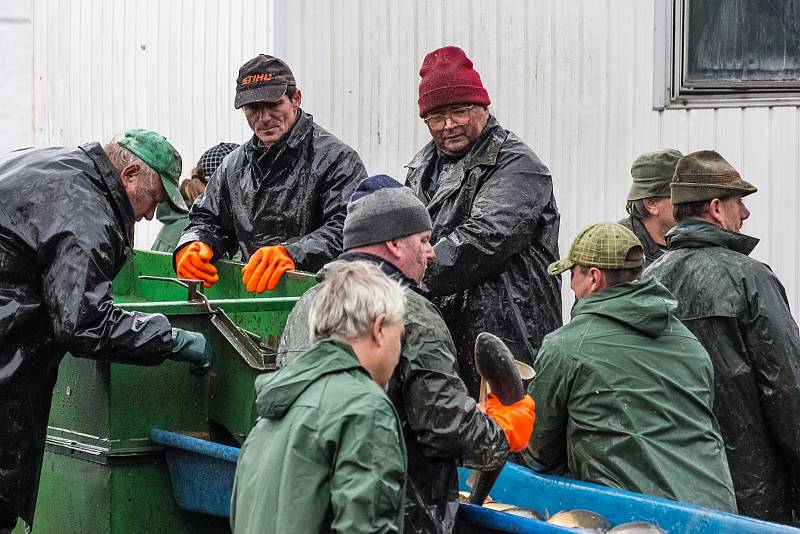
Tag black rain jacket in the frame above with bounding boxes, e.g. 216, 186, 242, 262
646, 220, 800, 525
0, 143, 173, 524
405, 116, 562, 396
176, 111, 367, 270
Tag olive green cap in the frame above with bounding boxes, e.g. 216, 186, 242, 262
118, 128, 186, 211
671, 150, 757, 205
548, 222, 644, 275
627, 149, 683, 201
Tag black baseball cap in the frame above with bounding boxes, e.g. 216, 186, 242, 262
234, 54, 297, 109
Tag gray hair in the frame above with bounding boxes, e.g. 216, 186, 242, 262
309, 260, 405, 343
103, 136, 160, 185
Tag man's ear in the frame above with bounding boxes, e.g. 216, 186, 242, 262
589, 266, 606, 292
643, 197, 659, 216
384, 240, 403, 261
291, 88, 302, 108
371, 313, 387, 346
119, 163, 140, 186
708, 198, 724, 225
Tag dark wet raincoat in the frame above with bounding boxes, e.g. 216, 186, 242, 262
646, 220, 800, 525
176, 111, 367, 270
618, 215, 665, 267
405, 116, 562, 397
231, 339, 406, 534
523, 277, 737, 512
278, 253, 509, 534
0, 143, 173, 524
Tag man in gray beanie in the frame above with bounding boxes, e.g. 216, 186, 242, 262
278, 174, 532, 534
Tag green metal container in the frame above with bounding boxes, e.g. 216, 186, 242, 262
21, 250, 316, 534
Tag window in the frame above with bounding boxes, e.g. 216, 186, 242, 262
654, 0, 800, 108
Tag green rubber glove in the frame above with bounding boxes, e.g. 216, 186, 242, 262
170, 328, 212, 373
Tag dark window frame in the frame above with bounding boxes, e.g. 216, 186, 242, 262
655, 0, 800, 109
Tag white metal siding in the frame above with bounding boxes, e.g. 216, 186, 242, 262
32, 0, 800, 316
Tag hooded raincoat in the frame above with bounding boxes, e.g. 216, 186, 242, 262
230, 339, 406, 534
278, 253, 509, 534
0, 144, 173, 524
176, 111, 367, 270
405, 116, 562, 397
646, 220, 800, 524
523, 277, 737, 513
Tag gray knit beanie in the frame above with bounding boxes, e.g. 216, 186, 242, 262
343, 175, 433, 249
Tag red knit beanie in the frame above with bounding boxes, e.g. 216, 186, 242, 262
418, 46, 491, 118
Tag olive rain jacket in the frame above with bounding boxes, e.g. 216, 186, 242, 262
176, 111, 367, 270
0, 144, 173, 524
618, 215, 665, 266
405, 116, 562, 397
151, 201, 189, 253
523, 277, 737, 513
278, 253, 509, 534
230, 339, 406, 534
646, 220, 800, 525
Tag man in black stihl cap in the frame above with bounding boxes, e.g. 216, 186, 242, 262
175, 54, 367, 292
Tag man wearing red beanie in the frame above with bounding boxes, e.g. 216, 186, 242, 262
406, 46, 562, 398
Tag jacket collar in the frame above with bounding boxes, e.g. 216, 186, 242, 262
79, 142, 134, 248
666, 220, 759, 256
628, 215, 664, 259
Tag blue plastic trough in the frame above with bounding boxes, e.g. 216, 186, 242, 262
151, 429, 799, 533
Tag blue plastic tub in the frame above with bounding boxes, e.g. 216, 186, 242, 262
150, 429, 239, 518
150, 429, 799, 533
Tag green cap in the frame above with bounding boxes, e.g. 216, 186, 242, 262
671, 150, 757, 205
548, 222, 644, 275
118, 128, 186, 211
627, 149, 683, 201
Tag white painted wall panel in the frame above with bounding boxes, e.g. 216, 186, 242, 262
32, 0, 800, 316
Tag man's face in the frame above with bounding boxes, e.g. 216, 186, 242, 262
424, 104, 489, 157
121, 165, 166, 221
242, 90, 301, 146
651, 196, 676, 229
392, 231, 436, 285
717, 195, 750, 233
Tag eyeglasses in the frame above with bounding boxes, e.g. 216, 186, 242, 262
423, 105, 475, 132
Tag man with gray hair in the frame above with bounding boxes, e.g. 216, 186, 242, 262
618, 149, 682, 266
279, 175, 535, 534
231, 260, 407, 534
0, 130, 213, 532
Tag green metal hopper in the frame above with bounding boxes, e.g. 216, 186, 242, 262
20, 250, 316, 534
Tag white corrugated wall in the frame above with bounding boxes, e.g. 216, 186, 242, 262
32, 0, 800, 315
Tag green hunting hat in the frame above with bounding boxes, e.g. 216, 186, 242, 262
671, 150, 757, 205
627, 148, 683, 201
548, 222, 644, 275
118, 128, 186, 211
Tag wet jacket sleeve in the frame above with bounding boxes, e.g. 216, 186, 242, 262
176, 166, 237, 260
424, 151, 554, 296
746, 272, 800, 486
284, 149, 366, 271
41, 225, 173, 364
328, 402, 406, 534
399, 307, 510, 469
523, 339, 573, 473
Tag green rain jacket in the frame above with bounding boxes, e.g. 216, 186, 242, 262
646, 221, 800, 524
151, 202, 188, 253
523, 277, 737, 513
230, 339, 406, 534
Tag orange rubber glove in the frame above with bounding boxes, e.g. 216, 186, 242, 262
486, 393, 536, 452
175, 241, 219, 288
242, 245, 295, 293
